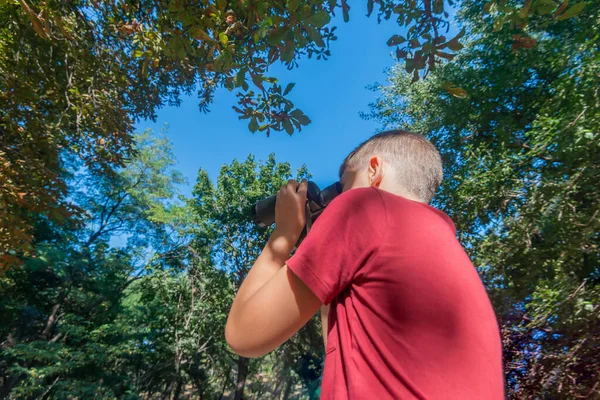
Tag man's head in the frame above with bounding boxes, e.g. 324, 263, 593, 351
339, 130, 443, 204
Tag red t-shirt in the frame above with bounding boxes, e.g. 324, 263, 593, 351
286, 187, 504, 399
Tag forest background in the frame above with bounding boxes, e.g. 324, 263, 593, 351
1, 0, 598, 398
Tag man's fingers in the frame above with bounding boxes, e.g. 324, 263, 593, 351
287, 179, 298, 192
297, 179, 308, 196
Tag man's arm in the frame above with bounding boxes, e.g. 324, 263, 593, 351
225, 180, 322, 358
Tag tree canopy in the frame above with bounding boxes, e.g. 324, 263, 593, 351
2, 0, 585, 262
1, 0, 597, 398
1, 131, 325, 398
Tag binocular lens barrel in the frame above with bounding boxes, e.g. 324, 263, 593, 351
251, 181, 342, 227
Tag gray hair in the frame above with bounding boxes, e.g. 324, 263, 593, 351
339, 130, 443, 203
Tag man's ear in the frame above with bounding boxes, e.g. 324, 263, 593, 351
368, 156, 384, 187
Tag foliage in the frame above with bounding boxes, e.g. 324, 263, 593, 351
0, 136, 325, 398
118, 266, 234, 399
363, 0, 599, 397
1, 0, 540, 260
0, 130, 188, 398
191, 154, 323, 399
2, 0, 597, 397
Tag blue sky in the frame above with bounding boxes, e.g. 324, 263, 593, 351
135, 7, 445, 194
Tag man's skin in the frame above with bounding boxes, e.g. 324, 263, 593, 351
225, 155, 421, 358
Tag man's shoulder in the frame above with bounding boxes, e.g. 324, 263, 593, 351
331, 187, 384, 209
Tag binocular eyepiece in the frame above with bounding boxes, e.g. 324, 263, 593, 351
251, 181, 343, 229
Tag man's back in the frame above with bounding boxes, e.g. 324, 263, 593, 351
287, 187, 504, 399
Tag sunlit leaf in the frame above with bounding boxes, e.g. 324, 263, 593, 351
555, 2, 586, 19
306, 10, 330, 27
443, 82, 468, 98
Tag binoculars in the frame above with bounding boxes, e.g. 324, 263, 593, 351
251, 181, 343, 241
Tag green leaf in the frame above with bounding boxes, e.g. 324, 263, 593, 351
293, 27, 308, 47
189, 28, 214, 42
235, 69, 246, 87
555, 2, 586, 20
396, 48, 408, 59
519, 0, 533, 18
288, 0, 301, 12
493, 18, 505, 31
249, 118, 259, 133
254, 26, 269, 44
283, 83, 296, 96
306, 10, 331, 28
298, 114, 311, 125
251, 74, 265, 91
281, 42, 295, 62
342, 1, 350, 22
533, 0, 558, 15
483, 0, 495, 13
306, 26, 325, 47
443, 83, 468, 98
219, 32, 229, 46
266, 28, 286, 46
386, 35, 407, 46
411, 69, 420, 83
283, 118, 294, 134
367, 0, 374, 16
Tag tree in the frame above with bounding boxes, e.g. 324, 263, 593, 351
0, 129, 187, 398
191, 154, 324, 399
117, 265, 234, 399
364, 0, 599, 397
2, 0, 516, 260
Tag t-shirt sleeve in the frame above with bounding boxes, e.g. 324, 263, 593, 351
286, 187, 385, 305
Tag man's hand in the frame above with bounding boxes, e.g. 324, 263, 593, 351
225, 179, 321, 359
273, 179, 308, 250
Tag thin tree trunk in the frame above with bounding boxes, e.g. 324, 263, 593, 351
272, 366, 286, 399
219, 365, 232, 400
234, 356, 249, 400
0, 375, 19, 399
172, 378, 183, 400
281, 377, 293, 400
162, 381, 173, 400
42, 303, 61, 338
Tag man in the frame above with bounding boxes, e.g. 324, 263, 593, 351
225, 130, 504, 399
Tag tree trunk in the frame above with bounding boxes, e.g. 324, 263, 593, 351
281, 377, 293, 400
218, 365, 232, 400
272, 366, 287, 399
42, 303, 61, 338
0, 375, 19, 399
172, 378, 183, 400
234, 356, 249, 400
162, 381, 173, 400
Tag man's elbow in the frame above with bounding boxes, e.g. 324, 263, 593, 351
225, 321, 267, 359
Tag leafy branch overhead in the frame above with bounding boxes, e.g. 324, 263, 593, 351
483, 0, 587, 50
10, 0, 472, 136
0, 0, 465, 257
1, 0, 587, 261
